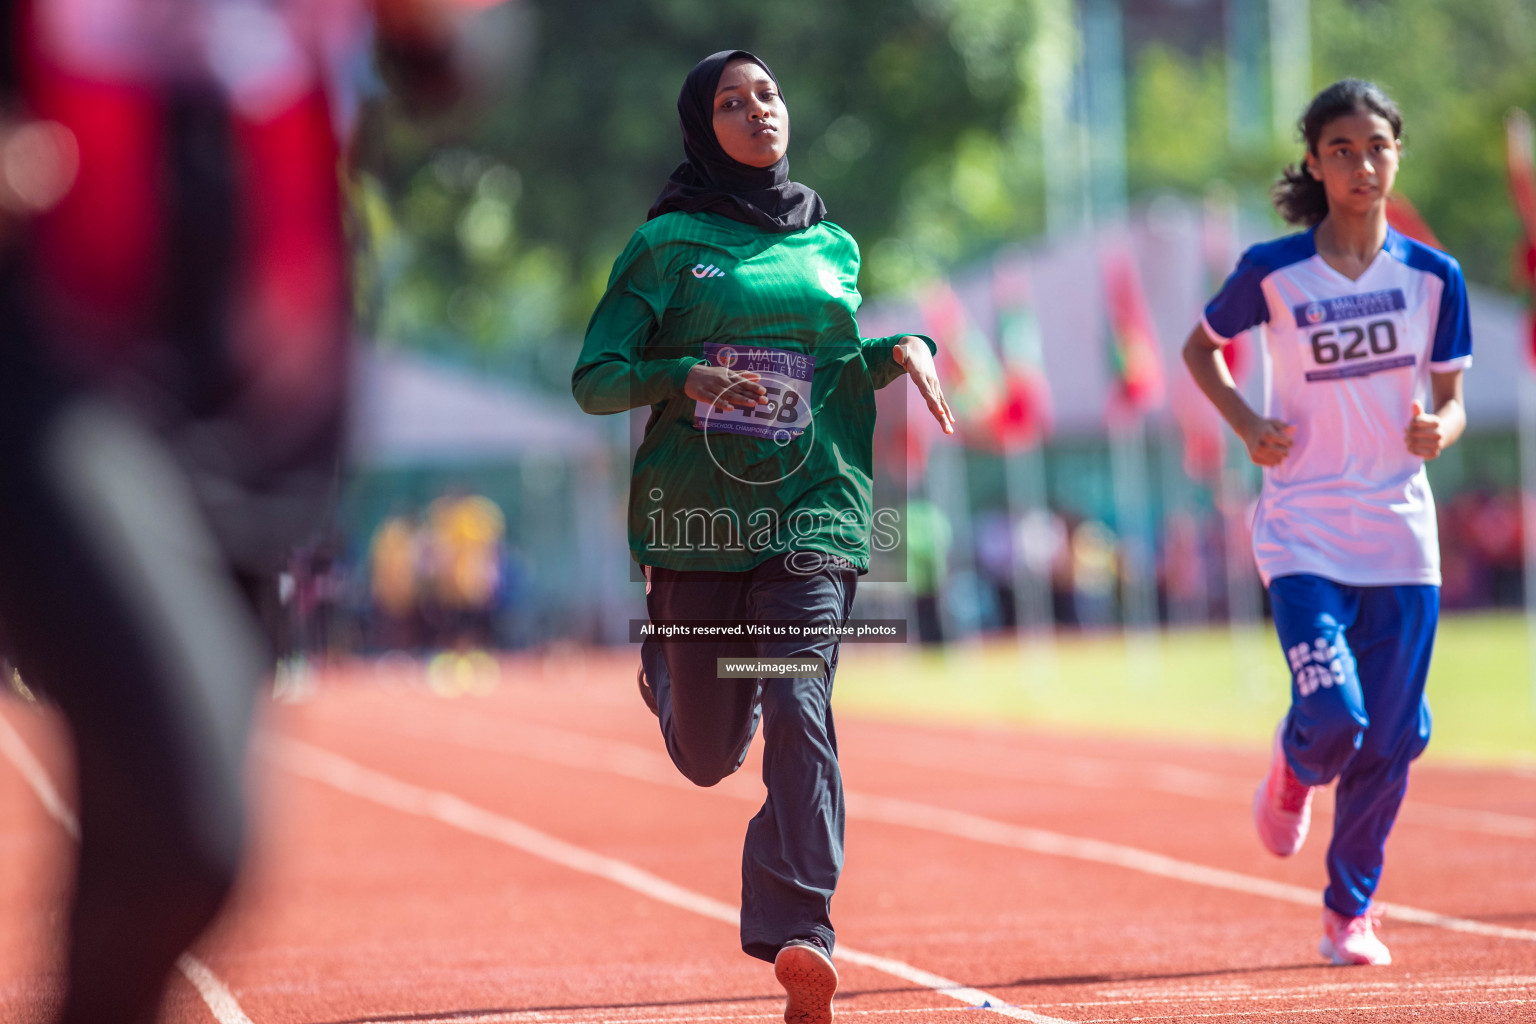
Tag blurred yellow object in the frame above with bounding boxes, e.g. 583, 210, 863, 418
369, 516, 421, 618
426, 648, 499, 696
428, 493, 505, 611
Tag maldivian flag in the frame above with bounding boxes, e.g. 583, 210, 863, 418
921, 281, 1007, 438
988, 260, 1052, 450
1177, 193, 1244, 480
1100, 246, 1164, 417
1506, 108, 1536, 366
1200, 189, 1249, 384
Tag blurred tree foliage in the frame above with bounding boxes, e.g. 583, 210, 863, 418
1309, 0, 1536, 293
359, 0, 1536, 389
1126, 0, 1536, 289
353, 0, 1052, 388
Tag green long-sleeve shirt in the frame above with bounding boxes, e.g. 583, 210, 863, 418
573, 210, 934, 573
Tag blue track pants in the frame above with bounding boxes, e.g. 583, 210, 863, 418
1268, 573, 1437, 917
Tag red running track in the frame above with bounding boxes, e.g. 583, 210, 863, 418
1, 650, 1534, 1024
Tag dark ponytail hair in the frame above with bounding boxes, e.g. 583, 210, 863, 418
1273, 79, 1404, 226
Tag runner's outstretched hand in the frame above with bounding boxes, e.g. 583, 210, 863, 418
892, 336, 955, 435
685, 364, 767, 413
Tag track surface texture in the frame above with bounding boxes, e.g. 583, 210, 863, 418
2, 650, 1534, 1023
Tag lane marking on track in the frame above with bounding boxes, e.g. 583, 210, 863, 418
1068, 997, 1534, 1022
266, 736, 1072, 1024
842, 792, 1536, 943
176, 953, 257, 1024
352, 714, 1536, 945
0, 709, 78, 838
344, 1007, 985, 1024
0, 707, 257, 1024
1088, 973, 1536, 998
408, 698, 1536, 839
844, 738, 1536, 839
1040, 974, 1536, 1007
338, 998, 1536, 1024
1397, 802, 1536, 838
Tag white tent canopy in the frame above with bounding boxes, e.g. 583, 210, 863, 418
350, 348, 607, 466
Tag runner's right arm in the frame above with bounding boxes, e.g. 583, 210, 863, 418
573, 233, 704, 414
1183, 323, 1294, 467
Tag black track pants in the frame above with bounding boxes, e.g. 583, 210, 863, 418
641, 553, 855, 963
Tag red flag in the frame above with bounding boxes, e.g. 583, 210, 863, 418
920, 282, 1006, 445
1506, 109, 1536, 367
1200, 189, 1249, 384
1100, 246, 1164, 420
988, 261, 1053, 451
1385, 192, 1445, 250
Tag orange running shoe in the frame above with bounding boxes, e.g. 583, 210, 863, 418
1320, 906, 1391, 965
1253, 725, 1314, 857
775, 942, 837, 1024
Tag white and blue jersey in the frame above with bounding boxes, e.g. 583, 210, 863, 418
1202, 226, 1472, 587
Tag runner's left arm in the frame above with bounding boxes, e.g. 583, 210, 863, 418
861, 334, 934, 389
887, 335, 955, 434
1406, 252, 1473, 459
1405, 371, 1466, 460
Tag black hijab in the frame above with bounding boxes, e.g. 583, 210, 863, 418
647, 49, 827, 233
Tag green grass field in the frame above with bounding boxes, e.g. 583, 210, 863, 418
834, 612, 1536, 768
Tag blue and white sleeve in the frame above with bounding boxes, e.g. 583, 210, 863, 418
1201, 250, 1270, 345
1429, 258, 1473, 372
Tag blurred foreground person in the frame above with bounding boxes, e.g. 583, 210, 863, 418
0, 0, 483, 1019
1183, 80, 1470, 967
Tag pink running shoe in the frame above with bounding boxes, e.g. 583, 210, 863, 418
1253, 726, 1314, 857
1320, 906, 1391, 965
775, 942, 837, 1024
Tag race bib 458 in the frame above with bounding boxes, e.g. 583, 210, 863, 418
693, 342, 815, 441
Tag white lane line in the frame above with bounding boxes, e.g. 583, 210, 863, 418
843, 791, 1536, 943
0, 709, 78, 838
355, 714, 1536, 945
348, 1007, 980, 1024
345, 997, 1536, 1024
1399, 802, 1536, 839
846, 738, 1536, 839
267, 736, 1071, 1024
177, 953, 257, 1024
1070, 998, 1534, 1022
414, 703, 1536, 840
0, 706, 256, 1024
1044, 975, 1536, 1006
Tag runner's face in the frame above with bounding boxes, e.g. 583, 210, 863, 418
712, 59, 788, 168
1306, 109, 1400, 218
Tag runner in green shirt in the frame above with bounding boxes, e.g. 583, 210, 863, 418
573, 49, 952, 1024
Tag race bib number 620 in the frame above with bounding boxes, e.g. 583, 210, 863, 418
1296, 290, 1416, 382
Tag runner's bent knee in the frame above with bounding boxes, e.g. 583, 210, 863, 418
672, 737, 754, 787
